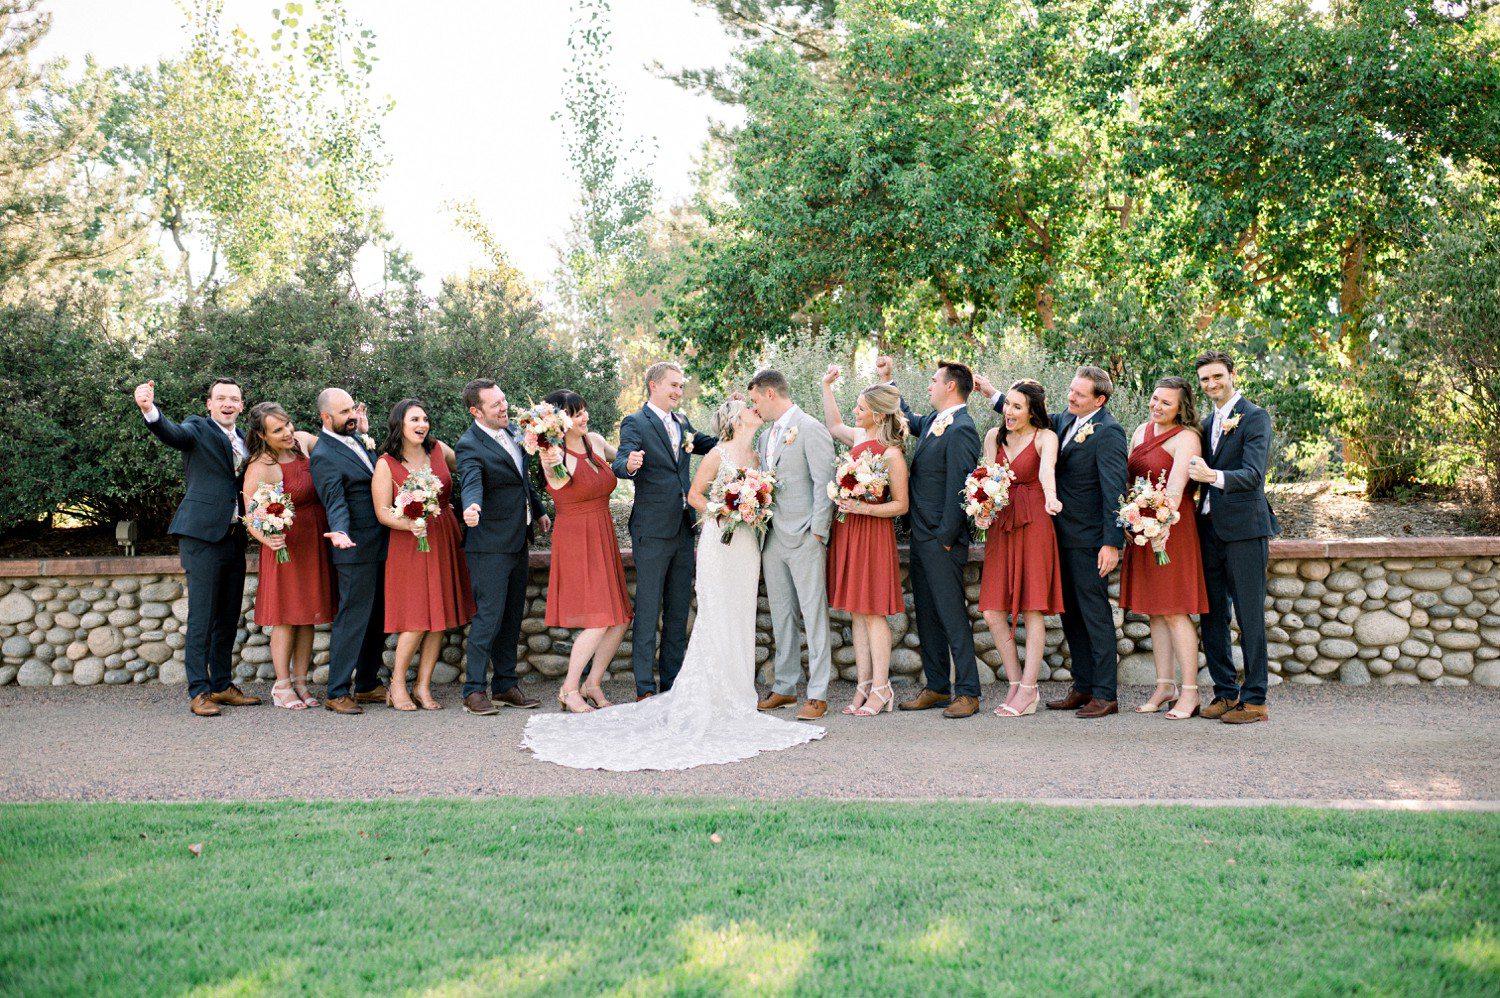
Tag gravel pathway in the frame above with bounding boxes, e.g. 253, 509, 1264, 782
1, 682, 1496, 805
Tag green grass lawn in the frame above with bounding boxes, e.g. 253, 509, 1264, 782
1, 799, 1496, 996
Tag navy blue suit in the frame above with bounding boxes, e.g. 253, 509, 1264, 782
1043, 404, 1128, 702
899, 397, 984, 699
143, 410, 247, 699
611, 404, 716, 696
309, 430, 389, 700
1196, 396, 1280, 706
455, 421, 545, 698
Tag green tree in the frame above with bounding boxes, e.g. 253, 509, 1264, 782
0, 1, 146, 303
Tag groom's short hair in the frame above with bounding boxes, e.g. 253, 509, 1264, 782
463, 378, 498, 412
937, 361, 973, 400
643, 361, 682, 394
1076, 365, 1114, 400
747, 369, 790, 397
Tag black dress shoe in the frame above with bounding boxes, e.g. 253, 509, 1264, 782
492, 686, 541, 709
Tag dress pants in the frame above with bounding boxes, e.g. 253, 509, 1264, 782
1198, 517, 1271, 705
628, 524, 697, 696
463, 549, 528, 698
909, 538, 979, 698
1057, 545, 1118, 701
179, 533, 247, 699
327, 561, 386, 700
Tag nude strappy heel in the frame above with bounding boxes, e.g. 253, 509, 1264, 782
843, 680, 873, 715
994, 683, 1038, 717
853, 682, 893, 716
1165, 684, 1200, 720
1134, 680, 1180, 713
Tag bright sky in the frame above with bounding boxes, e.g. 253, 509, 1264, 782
37, 0, 740, 293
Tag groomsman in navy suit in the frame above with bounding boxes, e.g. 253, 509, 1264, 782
134, 377, 261, 716
310, 387, 389, 715
1189, 350, 1280, 724
456, 378, 549, 716
883, 357, 985, 719
612, 361, 718, 700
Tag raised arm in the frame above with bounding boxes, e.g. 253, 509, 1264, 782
612, 415, 646, 480
1166, 431, 1199, 512
134, 380, 196, 451
1038, 429, 1062, 515
686, 448, 723, 514
1219, 407, 1272, 494
820, 366, 857, 447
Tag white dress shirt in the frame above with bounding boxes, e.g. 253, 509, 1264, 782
481, 422, 529, 523
766, 404, 802, 464
646, 401, 681, 451
325, 428, 374, 473
1201, 392, 1243, 511
924, 403, 967, 438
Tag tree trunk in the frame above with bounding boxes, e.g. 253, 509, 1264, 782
1339, 232, 1369, 362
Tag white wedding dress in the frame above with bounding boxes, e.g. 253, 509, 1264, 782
521, 448, 826, 771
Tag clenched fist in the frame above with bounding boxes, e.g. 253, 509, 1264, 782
464, 503, 481, 528
973, 373, 997, 399
133, 380, 155, 413
626, 450, 645, 474
875, 356, 894, 382
822, 365, 841, 388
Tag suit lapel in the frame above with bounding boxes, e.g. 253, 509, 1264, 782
1209, 399, 1242, 461
644, 407, 680, 466
322, 431, 374, 478
477, 424, 523, 479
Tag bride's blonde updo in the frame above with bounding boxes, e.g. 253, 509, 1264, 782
710, 398, 748, 442
860, 384, 909, 449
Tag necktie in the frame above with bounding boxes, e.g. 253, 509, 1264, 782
768, 423, 783, 464
666, 415, 680, 451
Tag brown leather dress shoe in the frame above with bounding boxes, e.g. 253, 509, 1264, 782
899, 688, 953, 711
493, 687, 541, 708
796, 699, 828, 720
636, 692, 655, 702
758, 691, 798, 711
1200, 696, 1241, 720
1221, 702, 1268, 724
942, 695, 980, 719
1046, 689, 1092, 711
207, 683, 261, 706
352, 684, 388, 704
462, 692, 500, 715
1076, 697, 1119, 719
190, 693, 221, 717
323, 695, 363, 714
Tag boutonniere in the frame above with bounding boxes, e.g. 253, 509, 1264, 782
783, 427, 799, 445
360, 433, 376, 451
931, 413, 953, 437
1074, 422, 1096, 443
1221, 412, 1243, 435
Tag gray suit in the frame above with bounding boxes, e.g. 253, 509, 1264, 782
757, 405, 837, 701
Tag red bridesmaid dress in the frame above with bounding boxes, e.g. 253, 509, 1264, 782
1119, 424, 1210, 615
382, 451, 476, 633
978, 434, 1064, 619
545, 448, 633, 628
254, 454, 334, 626
826, 439, 903, 616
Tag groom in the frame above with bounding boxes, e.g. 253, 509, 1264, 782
747, 369, 838, 721
612, 362, 718, 700
883, 357, 985, 719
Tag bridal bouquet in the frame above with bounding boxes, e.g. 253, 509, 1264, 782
393, 467, 445, 553
705, 467, 777, 544
514, 402, 573, 482
826, 448, 890, 522
245, 482, 295, 563
961, 462, 1015, 543
1118, 470, 1180, 565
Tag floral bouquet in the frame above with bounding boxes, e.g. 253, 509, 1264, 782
705, 467, 778, 544
514, 402, 574, 482
393, 467, 444, 553
1117, 470, 1181, 565
961, 462, 1016, 543
245, 482, 295, 563
826, 448, 891, 522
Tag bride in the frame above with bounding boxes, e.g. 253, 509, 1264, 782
521, 398, 827, 771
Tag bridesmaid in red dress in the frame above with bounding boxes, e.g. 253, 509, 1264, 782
538, 389, 631, 714
371, 399, 475, 711
1120, 376, 1210, 719
242, 402, 334, 709
818, 366, 910, 716
978, 379, 1064, 718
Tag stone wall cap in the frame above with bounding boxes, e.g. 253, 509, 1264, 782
4, 535, 1500, 577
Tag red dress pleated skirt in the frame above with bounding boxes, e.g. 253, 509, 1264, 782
826, 440, 904, 616
1119, 424, 1210, 616
545, 448, 633, 629
253, 455, 335, 627
978, 435, 1064, 617
382, 452, 476, 633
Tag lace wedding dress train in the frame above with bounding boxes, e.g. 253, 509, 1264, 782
521, 450, 826, 771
